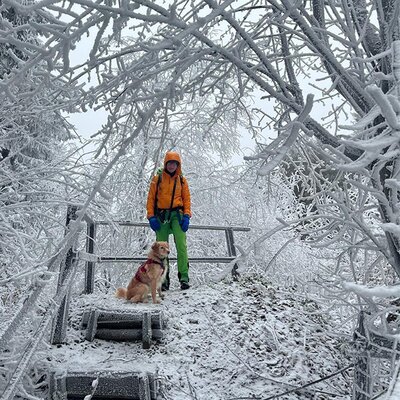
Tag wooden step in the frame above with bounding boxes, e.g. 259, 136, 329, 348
82, 308, 166, 349
81, 308, 165, 329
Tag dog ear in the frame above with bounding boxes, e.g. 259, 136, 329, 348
151, 242, 159, 251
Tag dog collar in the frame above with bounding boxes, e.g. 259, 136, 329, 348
139, 258, 165, 272
148, 258, 164, 268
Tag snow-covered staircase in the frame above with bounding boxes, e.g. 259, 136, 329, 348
46, 305, 166, 399
0, 207, 251, 399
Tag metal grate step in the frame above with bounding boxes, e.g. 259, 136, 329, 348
49, 370, 157, 400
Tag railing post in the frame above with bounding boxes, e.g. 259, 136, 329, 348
225, 228, 239, 281
51, 205, 78, 344
85, 220, 96, 294
353, 310, 372, 400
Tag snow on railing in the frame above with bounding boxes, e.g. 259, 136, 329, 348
387, 362, 400, 399
1, 249, 80, 400
0, 209, 79, 351
353, 310, 400, 400
0, 205, 82, 400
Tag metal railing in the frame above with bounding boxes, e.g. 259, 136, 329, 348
0, 205, 82, 399
353, 310, 400, 399
82, 219, 251, 294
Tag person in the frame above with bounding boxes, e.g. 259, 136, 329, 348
146, 151, 191, 290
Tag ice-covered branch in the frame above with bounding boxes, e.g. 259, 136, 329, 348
365, 85, 400, 130
342, 281, 400, 299
255, 93, 314, 176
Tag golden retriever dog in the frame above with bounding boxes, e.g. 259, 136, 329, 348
115, 241, 170, 304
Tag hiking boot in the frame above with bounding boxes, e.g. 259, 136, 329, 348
180, 281, 190, 290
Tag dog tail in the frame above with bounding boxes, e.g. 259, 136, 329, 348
115, 287, 127, 299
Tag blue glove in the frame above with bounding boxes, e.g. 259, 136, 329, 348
149, 216, 161, 232
180, 214, 190, 232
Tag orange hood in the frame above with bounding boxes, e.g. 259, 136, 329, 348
164, 151, 182, 175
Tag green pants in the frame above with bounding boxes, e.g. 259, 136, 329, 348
156, 211, 189, 283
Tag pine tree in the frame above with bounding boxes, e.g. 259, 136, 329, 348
0, 0, 72, 186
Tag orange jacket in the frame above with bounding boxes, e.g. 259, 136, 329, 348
146, 151, 191, 219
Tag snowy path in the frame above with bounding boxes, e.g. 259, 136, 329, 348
39, 277, 351, 399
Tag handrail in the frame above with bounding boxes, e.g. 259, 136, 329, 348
82, 212, 95, 225
1, 254, 80, 400
83, 220, 250, 294
93, 220, 250, 231
0, 205, 81, 399
0, 220, 80, 351
353, 310, 400, 399
0, 208, 80, 351
98, 256, 237, 263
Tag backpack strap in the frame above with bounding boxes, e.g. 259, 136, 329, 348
169, 176, 178, 210
154, 173, 162, 217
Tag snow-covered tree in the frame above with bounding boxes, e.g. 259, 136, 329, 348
3, 1, 400, 397
0, 0, 86, 311
2, 0, 399, 290
2, 0, 400, 292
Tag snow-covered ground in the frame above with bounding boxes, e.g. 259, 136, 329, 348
39, 275, 352, 399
